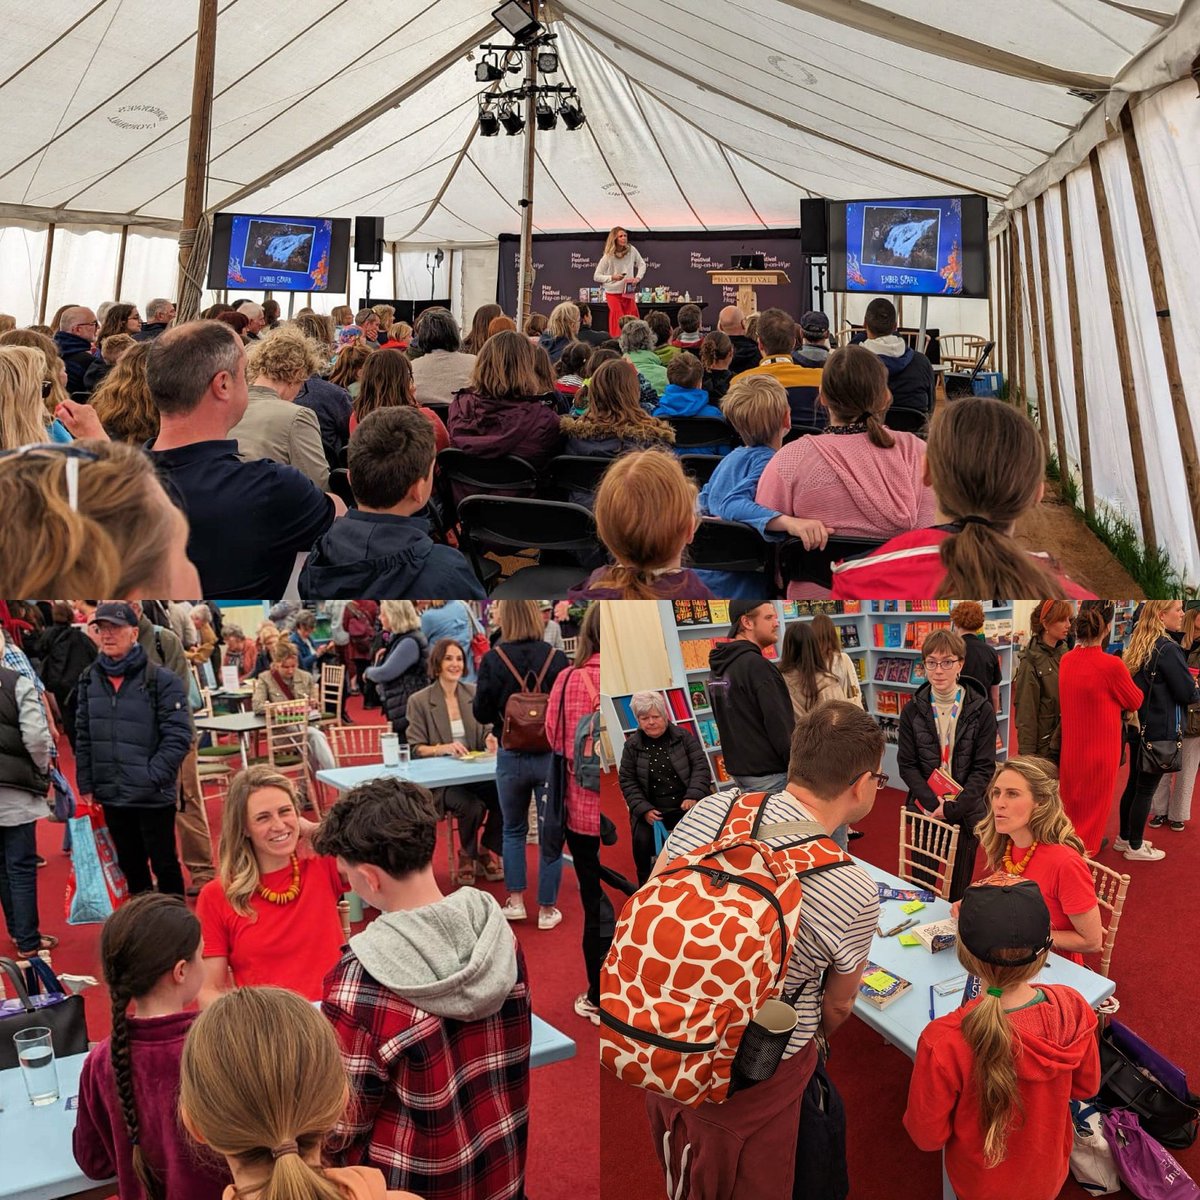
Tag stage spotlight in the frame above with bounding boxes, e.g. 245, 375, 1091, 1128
499, 100, 526, 136
475, 54, 504, 82
535, 97, 558, 130
536, 49, 559, 73
492, 0, 541, 42
559, 96, 586, 130
478, 104, 500, 136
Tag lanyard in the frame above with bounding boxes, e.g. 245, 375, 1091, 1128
933, 687, 962, 769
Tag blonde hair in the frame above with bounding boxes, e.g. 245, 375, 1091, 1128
0, 313, 14, 334
0, 329, 66, 419
180, 986, 349, 1200
0, 347, 50, 448
604, 226, 630, 258
0, 441, 185, 596
291, 312, 335, 353
593, 450, 698, 598
331, 304, 354, 327
722, 375, 788, 445
547, 302, 581, 340
1123, 600, 1177, 675
957, 937, 1051, 1167
381, 599, 420, 635
974, 756, 1086, 868
90, 341, 158, 444
372, 304, 395, 327
271, 638, 298, 665
497, 600, 544, 643
217, 767, 299, 918
247, 328, 323, 386
100, 333, 136, 364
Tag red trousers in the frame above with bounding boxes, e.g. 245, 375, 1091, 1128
605, 292, 640, 336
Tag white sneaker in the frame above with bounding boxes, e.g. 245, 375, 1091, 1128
574, 994, 601, 1026
500, 897, 527, 921
538, 906, 563, 930
1112, 837, 1131, 852
1124, 843, 1166, 861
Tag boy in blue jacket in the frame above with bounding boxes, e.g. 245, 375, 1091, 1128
653, 352, 731, 456
697, 375, 830, 596
299, 407, 485, 600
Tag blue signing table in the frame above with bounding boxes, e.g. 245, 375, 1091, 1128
1, 1016, 573, 1200
316, 755, 498, 793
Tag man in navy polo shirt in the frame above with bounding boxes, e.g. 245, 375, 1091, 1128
145, 321, 345, 598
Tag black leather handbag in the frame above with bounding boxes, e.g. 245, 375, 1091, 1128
1096, 1025, 1199, 1149
0, 956, 89, 1069
1139, 651, 1183, 774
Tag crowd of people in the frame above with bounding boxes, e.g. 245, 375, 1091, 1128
608, 597, 1199, 1200
0, 245, 1087, 600
0, 597, 602, 1200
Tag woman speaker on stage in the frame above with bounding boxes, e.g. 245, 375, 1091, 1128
595, 226, 646, 336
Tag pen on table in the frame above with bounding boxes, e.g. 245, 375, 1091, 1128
928, 984, 935, 1022
881, 917, 918, 938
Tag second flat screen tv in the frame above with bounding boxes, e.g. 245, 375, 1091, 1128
207, 212, 352, 293
827, 195, 989, 298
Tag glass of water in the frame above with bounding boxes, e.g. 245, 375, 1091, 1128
14, 1027, 59, 1106
397, 743, 411, 770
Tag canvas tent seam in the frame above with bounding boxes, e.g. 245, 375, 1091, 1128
625, 82, 709, 232
531, 149, 598, 233
718, 146, 769, 230
395, 115, 488, 242
0, 0, 107, 90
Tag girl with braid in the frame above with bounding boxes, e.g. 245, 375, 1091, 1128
73, 893, 230, 1199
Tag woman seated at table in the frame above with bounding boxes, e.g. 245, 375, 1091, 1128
196, 766, 345, 1003
251, 639, 316, 713
185, 603, 218, 667
618, 690, 713, 885
405, 638, 504, 886
220, 623, 256, 682
968, 755, 1102, 965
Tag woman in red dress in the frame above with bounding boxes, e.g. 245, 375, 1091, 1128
1058, 604, 1143, 855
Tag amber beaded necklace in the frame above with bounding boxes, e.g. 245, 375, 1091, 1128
1001, 838, 1037, 876
257, 854, 301, 904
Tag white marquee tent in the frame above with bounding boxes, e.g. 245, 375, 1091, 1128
0, 0, 1198, 584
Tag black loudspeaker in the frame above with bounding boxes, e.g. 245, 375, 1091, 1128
354, 216, 384, 266
800, 198, 828, 257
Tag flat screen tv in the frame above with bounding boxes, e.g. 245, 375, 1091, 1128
207, 212, 352, 293
827, 195, 989, 298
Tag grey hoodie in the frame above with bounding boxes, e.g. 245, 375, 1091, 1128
348, 888, 517, 1020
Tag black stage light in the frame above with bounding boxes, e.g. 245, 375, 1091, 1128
492, 1, 541, 42
559, 96, 586, 130
475, 54, 504, 82
536, 49, 559, 73
479, 105, 500, 136
499, 100, 526, 136
535, 98, 558, 130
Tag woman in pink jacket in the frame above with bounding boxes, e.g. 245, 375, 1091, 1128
755, 345, 935, 597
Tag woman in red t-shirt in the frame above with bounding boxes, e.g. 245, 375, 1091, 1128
197, 766, 346, 1004
966, 756, 1102, 965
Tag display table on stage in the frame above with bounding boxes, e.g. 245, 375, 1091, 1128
706, 269, 790, 315
581, 300, 707, 329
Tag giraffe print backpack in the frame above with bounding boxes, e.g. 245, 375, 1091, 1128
599, 790, 851, 1107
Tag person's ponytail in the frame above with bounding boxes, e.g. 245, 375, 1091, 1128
592, 564, 669, 600
938, 524, 1063, 601
862, 411, 895, 450
258, 1147, 344, 1200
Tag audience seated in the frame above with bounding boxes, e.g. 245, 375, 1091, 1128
652, 353, 729, 456
411, 308, 476, 406
568, 347, 619, 416
446, 330, 563, 494
619, 319, 668, 397
1, 329, 71, 434
292, 312, 353, 469
856, 297, 934, 414
830, 396, 1095, 599
539, 301, 581, 364
354, 308, 382, 348
731, 307, 824, 427
717, 305, 761, 375
645, 311, 678, 367
464, 303, 503, 355
300, 407, 484, 599
669, 303, 705, 352
54, 306, 99, 398
329, 342, 372, 400
794, 310, 832, 367
250, 640, 316, 713
85, 333, 135, 393
217, 309, 251, 343
757, 345, 935, 596
524, 312, 549, 341
570, 449, 713, 599
230, 329, 329, 490
131, 297, 175, 341
0, 313, 13, 334
379, 320, 411, 350
554, 340, 590, 403
353, 347, 449, 451
0, 346, 69, 447
699, 331, 734, 405
577, 302, 609, 347
488, 314, 517, 337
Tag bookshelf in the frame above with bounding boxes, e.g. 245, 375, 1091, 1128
1108, 601, 1136, 655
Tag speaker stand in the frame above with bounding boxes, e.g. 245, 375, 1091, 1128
361, 266, 378, 307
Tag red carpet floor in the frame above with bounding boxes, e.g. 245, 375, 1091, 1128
21, 694, 598, 1200
598, 760, 1200, 1200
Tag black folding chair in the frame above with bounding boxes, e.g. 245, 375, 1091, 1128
944, 340, 997, 399
783, 423, 823, 445
689, 517, 774, 576
327, 468, 356, 508
434, 448, 539, 529
666, 416, 741, 452
778, 535, 887, 592
679, 454, 723, 487
540, 454, 614, 502
457, 496, 596, 595
883, 407, 929, 436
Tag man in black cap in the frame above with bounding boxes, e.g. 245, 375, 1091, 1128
707, 601, 794, 795
794, 310, 832, 369
75, 602, 193, 897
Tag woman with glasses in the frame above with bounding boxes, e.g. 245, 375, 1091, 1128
897, 628, 999, 901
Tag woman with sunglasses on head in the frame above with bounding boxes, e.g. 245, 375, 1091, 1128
0, 346, 73, 446
897, 628, 999, 901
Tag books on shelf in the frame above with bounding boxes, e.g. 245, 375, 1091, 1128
713, 753, 729, 782
666, 689, 691, 721
698, 718, 721, 748
874, 622, 904, 648
681, 637, 729, 669
878, 717, 900, 744
911, 658, 927, 683
672, 600, 731, 626
688, 680, 709, 709
709, 600, 730, 625
984, 618, 1013, 647
840, 624, 860, 649
858, 963, 912, 1009
855, 657, 867, 682
876, 690, 899, 715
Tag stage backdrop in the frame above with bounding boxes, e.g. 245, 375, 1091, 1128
497, 230, 809, 326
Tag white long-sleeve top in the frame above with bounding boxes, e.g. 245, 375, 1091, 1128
594, 247, 646, 294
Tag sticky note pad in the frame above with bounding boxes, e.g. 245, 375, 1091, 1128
901, 900, 926, 914
898, 933, 921, 946
863, 969, 896, 990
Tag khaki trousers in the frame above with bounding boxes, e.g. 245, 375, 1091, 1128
176, 742, 215, 886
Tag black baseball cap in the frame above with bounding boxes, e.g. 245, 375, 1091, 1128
728, 600, 772, 638
957, 879, 1053, 966
90, 601, 138, 627
800, 310, 830, 336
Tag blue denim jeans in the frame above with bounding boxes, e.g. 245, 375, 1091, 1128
0, 821, 41, 952
495, 748, 562, 906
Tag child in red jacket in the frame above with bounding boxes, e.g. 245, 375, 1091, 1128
903, 880, 1100, 1200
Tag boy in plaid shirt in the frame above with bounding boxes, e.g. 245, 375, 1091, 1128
316, 777, 531, 1200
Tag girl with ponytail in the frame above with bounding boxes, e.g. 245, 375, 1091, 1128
73, 893, 230, 1200
831, 397, 1094, 600
180, 987, 420, 1200
904, 881, 1100, 1200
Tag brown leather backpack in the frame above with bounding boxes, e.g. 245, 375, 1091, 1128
494, 645, 556, 752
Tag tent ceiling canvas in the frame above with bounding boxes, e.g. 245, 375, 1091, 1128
0, 0, 1192, 243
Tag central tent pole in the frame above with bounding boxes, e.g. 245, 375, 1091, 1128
516, 0, 539, 329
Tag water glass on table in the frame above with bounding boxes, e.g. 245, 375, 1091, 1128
13, 1026, 59, 1106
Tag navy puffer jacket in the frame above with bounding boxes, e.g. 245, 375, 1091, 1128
74, 652, 193, 808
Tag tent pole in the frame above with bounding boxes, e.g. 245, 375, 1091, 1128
176, 0, 218, 321
1058, 182, 1095, 518
1009, 227, 1026, 409
1018, 206, 1051, 460
1034, 193, 1070, 480
1088, 146, 1156, 553
37, 222, 56, 325
1119, 104, 1200, 534
114, 224, 130, 301
516, 0, 540, 329
987, 238, 995, 376
997, 231, 1007, 383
